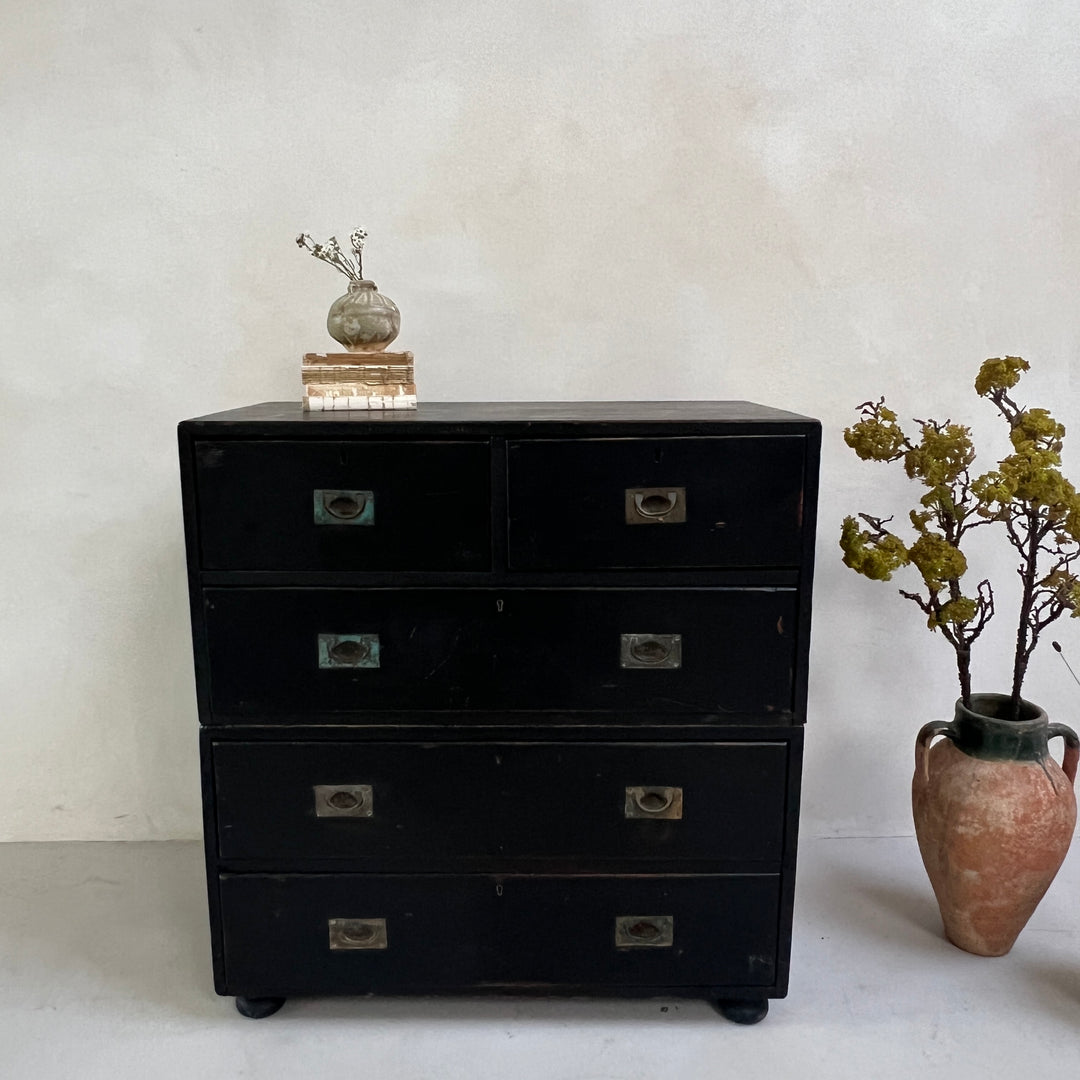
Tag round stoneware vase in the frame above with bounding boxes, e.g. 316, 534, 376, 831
912, 693, 1078, 956
326, 279, 400, 352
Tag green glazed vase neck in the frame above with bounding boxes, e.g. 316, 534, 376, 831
951, 693, 1049, 762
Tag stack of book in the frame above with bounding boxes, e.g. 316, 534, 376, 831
302, 352, 417, 411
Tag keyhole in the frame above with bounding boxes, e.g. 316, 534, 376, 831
496, 599, 504, 613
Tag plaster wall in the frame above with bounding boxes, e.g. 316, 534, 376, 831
2, 0, 1079, 840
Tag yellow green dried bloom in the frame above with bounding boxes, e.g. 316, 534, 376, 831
918, 486, 959, 517
909, 532, 967, 590
844, 416, 906, 461
937, 596, 978, 627
998, 450, 1072, 508
1009, 408, 1065, 451
839, 516, 910, 581
971, 469, 1016, 509
1065, 500, 1080, 542
909, 508, 934, 533
975, 356, 1029, 396
904, 424, 975, 486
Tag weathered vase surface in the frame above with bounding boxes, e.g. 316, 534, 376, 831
912, 693, 1078, 956
327, 279, 400, 352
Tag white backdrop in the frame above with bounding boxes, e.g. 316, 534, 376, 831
3, 0, 1079, 841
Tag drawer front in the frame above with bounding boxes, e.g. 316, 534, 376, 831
204, 588, 495, 717
218, 873, 780, 994
195, 440, 490, 570
213, 741, 788, 866
492, 588, 796, 713
508, 436, 806, 570
204, 588, 796, 718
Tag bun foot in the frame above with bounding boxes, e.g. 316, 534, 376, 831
713, 998, 769, 1024
235, 995, 286, 1019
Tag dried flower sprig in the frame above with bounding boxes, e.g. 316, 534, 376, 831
296, 228, 369, 281
840, 357, 1080, 719
841, 399, 995, 707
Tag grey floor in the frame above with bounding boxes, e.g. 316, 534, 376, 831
1, 837, 1078, 1079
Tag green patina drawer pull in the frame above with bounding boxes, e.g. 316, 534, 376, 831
314, 489, 375, 526
318, 633, 381, 669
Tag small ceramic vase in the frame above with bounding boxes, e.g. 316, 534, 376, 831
912, 693, 1078, 956
327, 279, 400, 352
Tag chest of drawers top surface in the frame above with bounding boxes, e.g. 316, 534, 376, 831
180, 399, 819, 432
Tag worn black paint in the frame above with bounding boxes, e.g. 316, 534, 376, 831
507, 436, 805, 570
178, 400, 819, 1018
202, 587, 797, 718
213, 740, 788, 867
217, 873, 781, 996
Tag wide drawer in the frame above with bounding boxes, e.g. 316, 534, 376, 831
203, 588, 797, 718
507, 436, 806, 570
213, 740, 788, 867
194, 440, 491, 570
218, 872, 781, 994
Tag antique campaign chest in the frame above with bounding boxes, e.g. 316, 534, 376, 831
178, 401, 820, 1022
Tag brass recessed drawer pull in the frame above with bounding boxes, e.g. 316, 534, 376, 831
614, 915, 674, 948
624, 786, 683, 819
328, 917, 388, 950
620, 633, 682, 669
314, 784, 373, 818
314, 489, 374, 525
318, 633, 380, 668
625, 487, 686, 524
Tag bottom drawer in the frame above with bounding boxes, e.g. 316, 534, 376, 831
218, 873, 781, 995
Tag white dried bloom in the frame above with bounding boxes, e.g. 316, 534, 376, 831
298, 227, 369, 280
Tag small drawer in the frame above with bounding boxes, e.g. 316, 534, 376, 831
213, 740, 789, 867
203, 588, 495, 718
507, 436, 806, 570
194, 439, 490, 570
490, 588, 797, 714
218, 872, 781, 995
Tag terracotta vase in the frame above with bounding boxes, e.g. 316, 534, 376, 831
326, 279, 400, 352
912, 693, 1078, 956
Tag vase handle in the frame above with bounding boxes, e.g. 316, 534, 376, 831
915, 721, 956, 783
1048, 723, 1080, 784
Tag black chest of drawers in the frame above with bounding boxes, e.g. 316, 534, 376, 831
178, 401, 820, 1023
